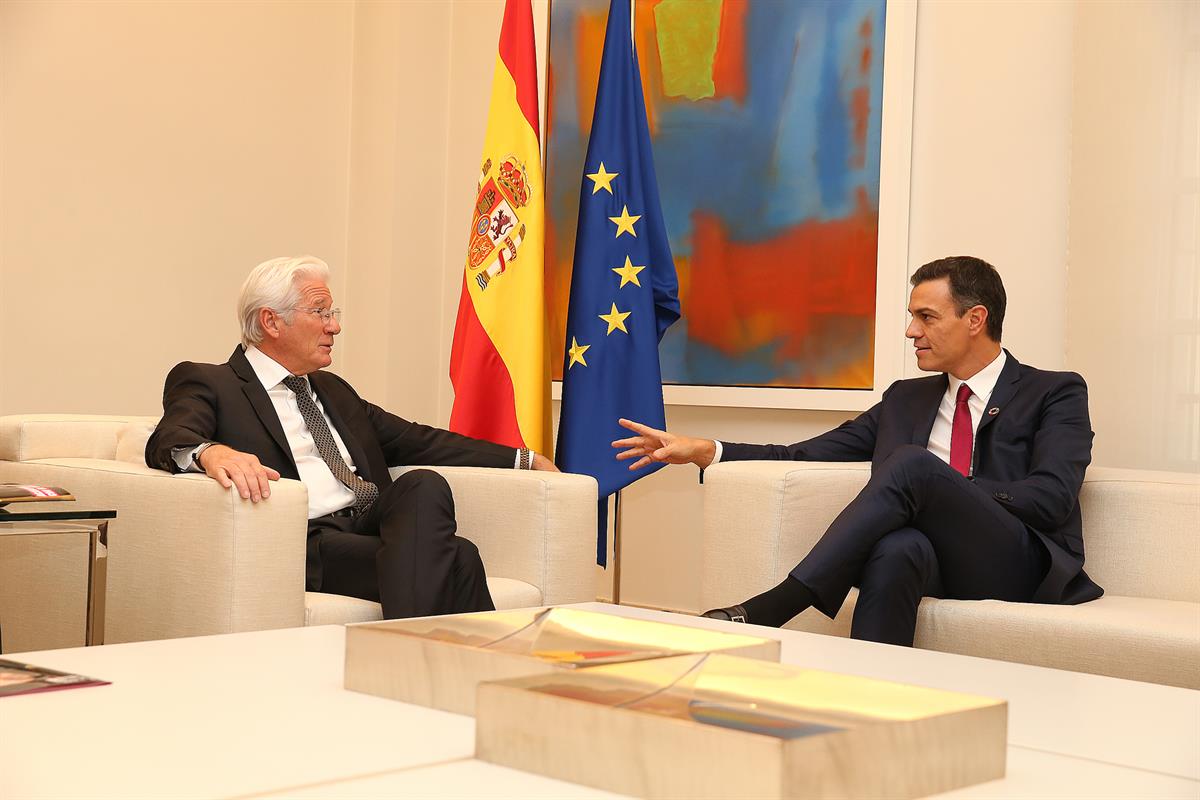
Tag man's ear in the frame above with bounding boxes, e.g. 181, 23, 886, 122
966, 304, 989, 337
259, 307, 280, 340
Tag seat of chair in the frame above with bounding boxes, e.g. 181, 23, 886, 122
304, 577, 544, 626
783, 589, 1200, 689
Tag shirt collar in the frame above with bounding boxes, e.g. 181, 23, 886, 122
243, 345, 299, 392
948, 349, 1007, 404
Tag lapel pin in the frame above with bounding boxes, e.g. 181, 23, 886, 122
988, 407, 1000, 416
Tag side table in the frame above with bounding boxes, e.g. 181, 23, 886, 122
0, 507, 115, 652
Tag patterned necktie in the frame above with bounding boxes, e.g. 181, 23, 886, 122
282, 375, 378, 515
949, 382, 974, 477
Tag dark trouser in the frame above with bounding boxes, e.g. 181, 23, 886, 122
305, 469, 494, 619
791, 445, 1048, 646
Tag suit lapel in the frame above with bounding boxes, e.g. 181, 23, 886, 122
310, 372, 374, 482
977, 349, 1021, 437
913, 374, 948, 446
228, 346, 294, 468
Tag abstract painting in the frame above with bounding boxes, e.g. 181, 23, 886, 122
546, 0, 887, 390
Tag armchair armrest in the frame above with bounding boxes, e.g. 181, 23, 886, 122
0, 458, 309, 642
699, 461, 870, 610
391, 466, 598, 605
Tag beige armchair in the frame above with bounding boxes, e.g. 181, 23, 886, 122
700, 461, 1200, 689
0, 414, 599, 647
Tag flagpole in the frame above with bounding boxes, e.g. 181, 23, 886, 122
612, 489, 623, 604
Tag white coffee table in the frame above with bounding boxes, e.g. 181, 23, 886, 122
0, 603, 1196, 799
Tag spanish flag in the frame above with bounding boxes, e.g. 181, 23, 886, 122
449, 0, 549, 456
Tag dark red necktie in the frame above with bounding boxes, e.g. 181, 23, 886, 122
950, 383, 974, 477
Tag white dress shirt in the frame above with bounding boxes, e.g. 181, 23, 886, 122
242, 346, 359, 519
174, 347, 357, 519
925, 349, 1007, 474
708, 350, 1007, 473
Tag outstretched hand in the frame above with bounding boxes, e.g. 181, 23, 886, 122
611, 418, 716, 471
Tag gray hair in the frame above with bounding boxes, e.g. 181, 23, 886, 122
238, 256, 331, 347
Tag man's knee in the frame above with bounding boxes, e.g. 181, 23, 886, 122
456, 535, 480, 559
874, 444, 946, 485
866, 528, 937, 577
380, 468, 453, 507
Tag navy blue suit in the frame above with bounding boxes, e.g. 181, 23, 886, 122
721, 351, 1102, 644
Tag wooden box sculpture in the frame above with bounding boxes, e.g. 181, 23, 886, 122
344, 608, 780, 715
476, 653, 1006, 799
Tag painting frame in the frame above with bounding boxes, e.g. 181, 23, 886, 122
548, 0, 918, 412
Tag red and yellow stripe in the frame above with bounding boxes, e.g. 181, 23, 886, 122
449, 0, 550, 455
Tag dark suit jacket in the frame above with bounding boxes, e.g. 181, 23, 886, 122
721, 351, 1102, 605
145, 345, 516, 491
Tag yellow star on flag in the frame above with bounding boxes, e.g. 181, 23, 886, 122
598, 303, 631, 335
586, 162, 618, 195
567, 336, 590, 369
608, 205, 641, 238
612, 255, 646, 288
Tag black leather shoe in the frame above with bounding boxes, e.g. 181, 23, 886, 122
701, 604, 749, 624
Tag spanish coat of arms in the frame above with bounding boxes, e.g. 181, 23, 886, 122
468, 155, 531, 291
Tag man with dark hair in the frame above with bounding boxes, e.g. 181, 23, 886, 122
614, 256, 1102, 645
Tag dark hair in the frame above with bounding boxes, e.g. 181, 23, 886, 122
910, 256, 1006, 341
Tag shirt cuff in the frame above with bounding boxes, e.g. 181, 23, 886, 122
710, 440, 723, 465
171, 444, 207, 473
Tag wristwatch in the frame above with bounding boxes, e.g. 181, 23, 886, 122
191, 442, 215, 469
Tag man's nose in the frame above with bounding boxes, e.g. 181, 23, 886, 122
905, 320, 920, 339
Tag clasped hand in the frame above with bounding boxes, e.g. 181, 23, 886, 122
198, 444, 280, 502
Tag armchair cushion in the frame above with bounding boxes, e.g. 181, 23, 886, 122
303, 578, 543, 627
114, 421, 158, 464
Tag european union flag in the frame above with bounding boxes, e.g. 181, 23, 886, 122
556, 0, 681, 566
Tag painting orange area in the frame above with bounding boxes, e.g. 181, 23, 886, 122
850, 13, 874, 168
859, 17, 874, 75
635, 0, 662, 135
573, 11, 607, 135
711, 0, 748, 102
545, 193, 568, 382
684, 187, 877, 385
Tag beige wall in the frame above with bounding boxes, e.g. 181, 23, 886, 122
1066, 0, 1200, 472
2, 0, 1195, 613
340, 0, 456, 425
0, 0, 355, 415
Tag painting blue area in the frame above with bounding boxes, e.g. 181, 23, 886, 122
659, 319, 787, 386
646, 0, 886, 249
548, 0, 887, 253
815, 8, 850, 212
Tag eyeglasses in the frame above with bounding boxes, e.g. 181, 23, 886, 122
289, 306, 342, 324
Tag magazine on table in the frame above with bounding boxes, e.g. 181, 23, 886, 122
0, 484, 75, 506
0, 659, 108, 698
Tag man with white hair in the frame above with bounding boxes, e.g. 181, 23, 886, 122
146, 256, 557, 619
